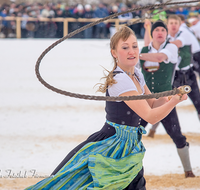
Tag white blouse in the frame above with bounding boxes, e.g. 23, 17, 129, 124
108, 66, 146, 98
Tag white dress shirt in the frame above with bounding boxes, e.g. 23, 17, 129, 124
190, 21, 200, 40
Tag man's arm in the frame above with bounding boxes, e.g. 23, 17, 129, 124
144, 19, 152, 46
170, 39, 182, 48
139, 52, 168, 63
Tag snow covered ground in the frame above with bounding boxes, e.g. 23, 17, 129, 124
0, 39, 200, 189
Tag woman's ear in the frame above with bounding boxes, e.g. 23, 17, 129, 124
111, 49, 117, 58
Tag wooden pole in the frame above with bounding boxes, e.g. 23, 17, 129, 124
16, 17, 21, 39
64, 18, 68, 37
115, 19, 119, 31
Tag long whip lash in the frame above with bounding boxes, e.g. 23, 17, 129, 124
35, 0, 198, 101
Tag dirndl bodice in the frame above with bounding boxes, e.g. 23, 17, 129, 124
105, 90, 144, 127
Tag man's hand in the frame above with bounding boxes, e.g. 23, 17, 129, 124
144, 19, 151, 29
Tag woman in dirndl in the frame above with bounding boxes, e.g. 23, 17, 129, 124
25, 26, 188, 190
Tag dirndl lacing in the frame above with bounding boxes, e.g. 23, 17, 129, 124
25, 121, 146, 190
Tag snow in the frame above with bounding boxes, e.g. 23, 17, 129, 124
0, 39, 199, 181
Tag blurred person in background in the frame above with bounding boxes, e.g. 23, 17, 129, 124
50, 3, 57, 14
0, 8, 8, 38
118, 4, 133, 25
167, 15, 200, 120
94, 2, 109, 38
25, 7, 41, 38
34, 3, 45, 38
63, 5, 73, 17
45, 6, 57, 38
21, 10, 29, 38
40, 4, 51, 18
131, 3, 143, 39
72, 4, 84, 38
9, 2, 16, 14
55, 8, 64, 38
178, 14, 200, 76
188, 6, 199, 17
37, 3, 44, 15
35, 4, 57, 38
63, 5, 73, 34
83, 4, 94, 39
188, 13, 200, 42
175, 7, 189, 18
165, 6, 176, 16
7, 11, 16, 38
109, 5, 118, 38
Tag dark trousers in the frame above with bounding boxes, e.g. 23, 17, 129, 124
193, 51, 200, 75
173, 68, 200, 114
141, 108, 187, 149
124, 168, 146, 190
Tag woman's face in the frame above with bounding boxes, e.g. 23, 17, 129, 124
112, 34, 139, 69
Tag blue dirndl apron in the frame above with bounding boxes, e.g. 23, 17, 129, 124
25, 121, 146, 190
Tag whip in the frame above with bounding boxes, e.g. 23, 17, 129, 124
35, 0, 198, 101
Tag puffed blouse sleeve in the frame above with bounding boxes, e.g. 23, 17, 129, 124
108, 67, 146, 97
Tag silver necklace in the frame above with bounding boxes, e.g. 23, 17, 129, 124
125, 71, 134, 76
125, 71, 140, 82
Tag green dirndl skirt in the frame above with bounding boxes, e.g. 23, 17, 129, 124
25, 120, 146, 190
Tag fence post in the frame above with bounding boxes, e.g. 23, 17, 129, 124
115, 19, 119, 31
16, 17, 21, 39
64, 18, 68, 37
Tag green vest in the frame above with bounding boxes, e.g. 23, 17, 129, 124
140, 43, 175, 93
175, 31, 192, 69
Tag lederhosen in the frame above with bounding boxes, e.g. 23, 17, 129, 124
31, 71, 147, 190
140, 41, 187, 149
172, 31, 200, 115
